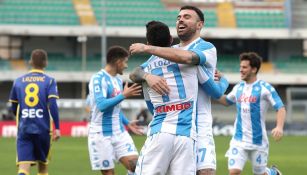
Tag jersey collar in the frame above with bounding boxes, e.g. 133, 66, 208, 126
30, 69, 44, 73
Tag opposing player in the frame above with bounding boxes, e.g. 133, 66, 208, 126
130, 20, 228, 175
87, 46, 142, 175
129, 6, 223, 175
9, 49, 61, 175
217, 52, 285, 175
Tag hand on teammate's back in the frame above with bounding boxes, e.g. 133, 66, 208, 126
122, 82, 142, 98
145, 74, 170, 95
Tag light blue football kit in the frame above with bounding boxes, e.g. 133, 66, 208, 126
225, 80, 284, 174
135, 38, 228, 175
87, 69, 137, 170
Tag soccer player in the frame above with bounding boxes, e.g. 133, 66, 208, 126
87, 46, 143, 175
217, 52, 285, 175
129, 6, 223, 175
130, 19, 228, 174
9, 49, 60, 175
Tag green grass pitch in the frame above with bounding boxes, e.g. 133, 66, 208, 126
1, 135, 306, 174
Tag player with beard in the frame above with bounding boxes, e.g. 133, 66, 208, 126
130, 6, 220, 175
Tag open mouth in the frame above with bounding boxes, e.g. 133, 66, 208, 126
178, 24, 187, 32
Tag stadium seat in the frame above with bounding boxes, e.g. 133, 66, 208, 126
235, 10, 286, 28
274, 56, 307, 73
92, 0, 217, 27
10, 59, 27, 70
217, 55, 240, 72
0, 0, 80, 25
0, 0, 287, 28
0, 59, 11, 71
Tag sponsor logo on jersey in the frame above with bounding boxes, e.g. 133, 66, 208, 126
155, 101, 192, 114
238, 94, 257, 103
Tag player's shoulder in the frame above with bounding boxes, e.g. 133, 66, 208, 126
14, 72, 32, 83
93, 69, 106, 78
258, 80, 272, 88
42, 72, 55, 80
38, 73, 58, 86
258, 80, 276, 92
91, 69, 110, 84
234, 81, 245, 89
197, 38, 216, 50
140, 55, 159, 69
115, 76, 123, 83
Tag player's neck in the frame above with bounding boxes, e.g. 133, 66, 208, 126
104, 65, 117, 76
31, 67, 44, 72
179, 35, 200, 47
245, 76, 257, 84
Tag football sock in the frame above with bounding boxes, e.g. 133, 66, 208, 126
18, 169, 29, 175
37, 173, 48, 175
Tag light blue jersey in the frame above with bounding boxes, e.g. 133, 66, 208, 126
226, 80, 284, 149
142, 55, 199, 139
141, 38, 222, 140
88, 69, 126, 136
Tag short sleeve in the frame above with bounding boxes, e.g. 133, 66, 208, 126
48, 78, 59, 99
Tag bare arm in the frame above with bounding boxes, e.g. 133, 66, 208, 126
129, 43, 200, 65
271, 107, 286, 142
216, 95, 231, 106
129, 66, 147, 83
129, 66, 170, 95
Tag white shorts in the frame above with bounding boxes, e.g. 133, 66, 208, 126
135, 132, 196, 175
225, 145, 268, 174
196, 127, 216, 170
88, 131, 138, 170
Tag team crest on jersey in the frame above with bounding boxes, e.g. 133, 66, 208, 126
111, 88, 121, 97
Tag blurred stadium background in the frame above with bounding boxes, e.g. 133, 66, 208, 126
0, 0, 307, 173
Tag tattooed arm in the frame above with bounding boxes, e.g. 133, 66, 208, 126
129, 66, 147, 83
129, 43, 200, 65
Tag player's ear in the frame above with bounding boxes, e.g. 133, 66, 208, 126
197, 20, 204, 30
115, 58, 122, 65
252, 67, 257, 74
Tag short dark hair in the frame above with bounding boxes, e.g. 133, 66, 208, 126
180, 5, 204, 22
146, 21, 172, 47
106, 46, 129, 64
30, 49, 47, 69
239, 52, 262, 73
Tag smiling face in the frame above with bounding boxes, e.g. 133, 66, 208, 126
176, 9, 203, 42
240, 60, 257, 82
